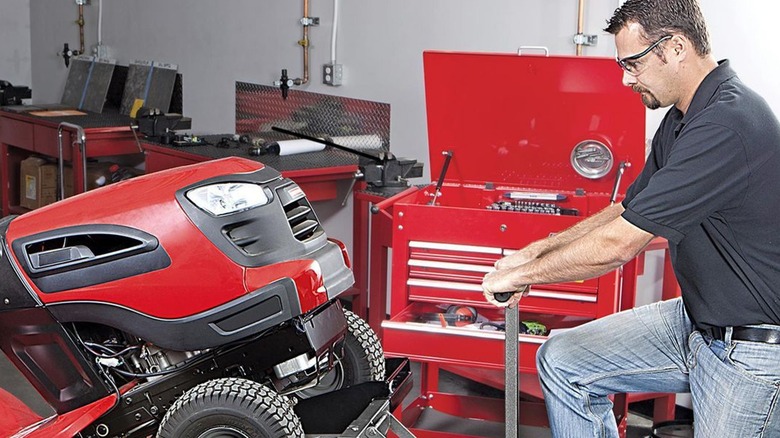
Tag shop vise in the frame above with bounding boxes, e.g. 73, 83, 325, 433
134, 107, 192, 144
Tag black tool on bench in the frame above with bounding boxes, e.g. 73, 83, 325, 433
271, 126, 423, 190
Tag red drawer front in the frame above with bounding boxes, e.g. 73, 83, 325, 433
401, 239, 605, 316
0, 118, 34, 149
382, 320, 542, 374
33, 125, 72, 160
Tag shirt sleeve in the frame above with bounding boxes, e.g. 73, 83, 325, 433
623, 136, 662, 207
621, 122, 749, 244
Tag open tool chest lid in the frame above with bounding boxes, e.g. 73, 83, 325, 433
423, 51, 646, 196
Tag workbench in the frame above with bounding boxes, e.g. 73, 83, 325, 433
0, 108, 141, 217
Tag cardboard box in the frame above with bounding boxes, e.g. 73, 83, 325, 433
20, 157, 73, 210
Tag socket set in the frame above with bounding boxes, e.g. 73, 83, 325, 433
486, 200, 579, 216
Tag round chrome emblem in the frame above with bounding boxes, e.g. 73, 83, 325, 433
570, 140, 614, 179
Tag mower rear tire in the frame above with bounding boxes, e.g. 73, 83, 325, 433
342, 309, 385, 383
156, 377, 303, 438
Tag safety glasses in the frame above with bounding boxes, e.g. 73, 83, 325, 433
616, 35, 672, 76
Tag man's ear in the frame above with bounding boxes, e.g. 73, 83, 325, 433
670, 34, 687, 59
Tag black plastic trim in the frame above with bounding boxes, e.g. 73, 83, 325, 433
48, 278, 302, 350
0, 307, 111, 414
0, 216, 40, 310
10, 224, 171, 293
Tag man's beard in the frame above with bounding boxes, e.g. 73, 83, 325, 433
634, 85, 661, 109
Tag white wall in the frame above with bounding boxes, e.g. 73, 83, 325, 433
1, 0, 32, 88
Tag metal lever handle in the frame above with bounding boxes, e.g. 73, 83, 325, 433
340, 171, 362, 207
610, 161, 631, 204
57, 122, 87, 200
505, 302, 520, 438
429, 150, 453, 206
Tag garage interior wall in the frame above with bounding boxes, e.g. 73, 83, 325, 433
4, 0, 773, 306
1, 0, 32, 88
14, 1, 777, 249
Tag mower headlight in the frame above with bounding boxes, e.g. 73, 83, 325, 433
186, 183, 270, 216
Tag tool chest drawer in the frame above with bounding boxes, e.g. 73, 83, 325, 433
389, 190, 622, 319
382, 302, 591, 373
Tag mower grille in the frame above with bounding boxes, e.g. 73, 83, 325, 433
284, 199, 321, 242
222, 195, 322, 256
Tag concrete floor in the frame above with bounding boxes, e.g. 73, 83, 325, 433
402, 362, 657, 438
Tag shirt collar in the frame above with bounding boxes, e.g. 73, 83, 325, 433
681, 59, 737, 125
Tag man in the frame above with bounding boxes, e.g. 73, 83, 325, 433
481, 0, 780, 436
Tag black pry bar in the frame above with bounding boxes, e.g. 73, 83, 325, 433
494, 285, 530, 303
495, 292, 514, 303
429, 150, 453, 206
271, 126, 382, 163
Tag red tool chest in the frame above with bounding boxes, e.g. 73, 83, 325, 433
380, 51, 648, 432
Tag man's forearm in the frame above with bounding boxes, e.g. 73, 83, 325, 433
529, 203, 626, 258
483, 206, 653, 305
522, 215, 652, 285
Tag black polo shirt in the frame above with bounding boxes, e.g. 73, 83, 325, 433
622, 60, 780, 330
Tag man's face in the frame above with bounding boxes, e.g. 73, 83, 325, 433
615, 23, 675, 109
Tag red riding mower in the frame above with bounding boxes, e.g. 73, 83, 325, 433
0, 157, 410, 437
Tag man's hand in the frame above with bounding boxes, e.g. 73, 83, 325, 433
482, 268, 530, 307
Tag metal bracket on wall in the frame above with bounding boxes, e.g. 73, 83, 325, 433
573, 33, 598, 46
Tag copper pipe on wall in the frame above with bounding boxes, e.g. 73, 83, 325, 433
576, 0, 585, 56
294, 0, 311, 85
275, 0, 316, 96
77, 3, 86, 54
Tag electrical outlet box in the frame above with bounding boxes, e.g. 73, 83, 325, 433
323, 63, 343, 86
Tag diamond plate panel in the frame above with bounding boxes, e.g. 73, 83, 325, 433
235, 82, 390, 154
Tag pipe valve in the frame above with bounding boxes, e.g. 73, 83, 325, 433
273, 69, 295, 100
61, 43, 81, 68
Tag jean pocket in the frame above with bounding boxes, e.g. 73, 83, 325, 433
685, 331, 704, 371
727, 341, 780, 385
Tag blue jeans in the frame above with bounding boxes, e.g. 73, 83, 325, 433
536, 297, 780, 437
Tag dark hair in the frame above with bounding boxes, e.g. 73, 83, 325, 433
604, 0, 711, 56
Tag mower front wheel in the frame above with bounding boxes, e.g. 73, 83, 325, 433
156, 377, 303, 438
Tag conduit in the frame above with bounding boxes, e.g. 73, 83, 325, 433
330, 0, 339, 64
77, 1, 86, 55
